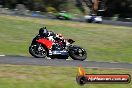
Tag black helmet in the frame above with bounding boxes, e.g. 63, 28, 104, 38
39, 27, 48, 37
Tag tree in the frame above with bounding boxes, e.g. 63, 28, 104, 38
104, 0, 132, 18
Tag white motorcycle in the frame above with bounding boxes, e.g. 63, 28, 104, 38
84, 15, 102, 23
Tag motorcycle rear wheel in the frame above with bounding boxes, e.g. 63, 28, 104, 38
29, 43, 48, 58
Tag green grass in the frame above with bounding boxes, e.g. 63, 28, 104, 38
0, 15, 132, 63
0, 64, 131, 88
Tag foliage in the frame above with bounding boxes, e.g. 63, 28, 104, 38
0, 0, 68, 12
0, 0, 131, 18
104, 0, 132, 18
46, 6, 57, 13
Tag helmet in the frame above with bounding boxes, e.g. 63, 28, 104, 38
39, 27, 48, 37
59, 34, 62, 37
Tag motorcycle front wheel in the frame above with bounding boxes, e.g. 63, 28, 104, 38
29, 43, 48, 58
69, 46, 87, 61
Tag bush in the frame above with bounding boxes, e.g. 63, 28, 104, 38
46, 7, 57, 13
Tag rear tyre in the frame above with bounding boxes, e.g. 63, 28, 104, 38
69, 46, 87, 61
86, 19, 92, 23
56, 15, 65, 20
29, 43, 48, 58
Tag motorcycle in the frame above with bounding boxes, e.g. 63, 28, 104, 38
29, 37, 87, 61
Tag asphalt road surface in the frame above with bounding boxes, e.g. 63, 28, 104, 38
31, 15, 132, 27
0, 14, 132, 69
71, 18, 132, 27
0, 56, 132, 69
1, 14, 132, 27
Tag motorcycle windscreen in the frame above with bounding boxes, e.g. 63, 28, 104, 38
37, 38, 53, 49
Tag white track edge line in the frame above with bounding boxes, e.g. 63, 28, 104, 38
0, 55, 5, 56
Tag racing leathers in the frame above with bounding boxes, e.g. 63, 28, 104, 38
31, 30, 67, 49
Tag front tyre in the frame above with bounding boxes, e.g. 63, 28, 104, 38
69, 46, 87, 61
29, 43, 48, 58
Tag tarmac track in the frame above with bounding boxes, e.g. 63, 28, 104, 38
1, 14, 132, 27
33, 16, 132, 27
0, 55, 132, 69
0, 14, 132, 69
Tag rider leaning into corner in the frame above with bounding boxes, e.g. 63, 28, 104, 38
29, 27, 87, 60
32, 27, 70, 47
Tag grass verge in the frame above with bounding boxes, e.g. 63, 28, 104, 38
0, 64, 131, 88
0, 15, 132, 63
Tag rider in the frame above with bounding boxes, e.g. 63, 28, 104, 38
32, 27, 66, 46
39, 27, 49, 38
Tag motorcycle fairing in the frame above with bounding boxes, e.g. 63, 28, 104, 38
37, 38, 53, 49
